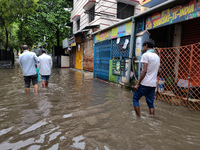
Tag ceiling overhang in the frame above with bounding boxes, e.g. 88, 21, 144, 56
83, 0, 96, 10
72, 15, 80, 21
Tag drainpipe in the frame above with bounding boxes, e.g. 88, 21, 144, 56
126, 17, 135, 83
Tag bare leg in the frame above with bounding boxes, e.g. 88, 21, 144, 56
149, 108, 155, 117
134, 106, 141, 117
42, 81, 46, 88
25, 88, 30, 93
45, 81, 48, 87
34, 84, 39, 93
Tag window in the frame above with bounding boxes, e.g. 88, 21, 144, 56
117, 2, 134, 19
88, 6, 95, 23
77, 19, 80, 31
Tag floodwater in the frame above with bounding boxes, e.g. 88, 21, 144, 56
0, 64, 200, 150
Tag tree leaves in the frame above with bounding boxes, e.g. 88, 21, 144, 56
0, 0, 38, 50
17, 0, 72, 51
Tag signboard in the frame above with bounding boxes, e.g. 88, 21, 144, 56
95, 30, 111, 43
117, 24, 126, 38
141, 0, 152, 6
111, 27, 118, 39
141, 0, 167, 8
146, 0, 200, 30
68, 36, 75, 47
126, 22, 132, 35
112, 59, 125, 76
62, 38, 69, 49
95, 21, 132, 43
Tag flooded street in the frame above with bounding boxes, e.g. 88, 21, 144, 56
0, 64, 200, 150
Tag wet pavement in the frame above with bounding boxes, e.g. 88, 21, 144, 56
0, 64, 200, 150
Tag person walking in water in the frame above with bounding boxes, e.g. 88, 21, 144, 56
38, 49, 53, 88
19, 45, 39, 93
132, 39, 160, 117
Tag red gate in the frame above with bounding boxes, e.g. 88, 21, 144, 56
155, 42, 200, 110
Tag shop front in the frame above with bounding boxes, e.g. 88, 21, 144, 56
135, 0, 200, 110
94, 20, 134, 82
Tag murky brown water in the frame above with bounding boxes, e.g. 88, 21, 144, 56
0, 64, 200, 150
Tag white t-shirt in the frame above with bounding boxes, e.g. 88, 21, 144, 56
140, 52, 160, 87
38, 54, 53, 75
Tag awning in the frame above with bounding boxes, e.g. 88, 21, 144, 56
81, 24, 99, 30
117, 0, 139, 5
134, 0, 177, 19
72, 15, 80, 21
83, 0, 96, 10
74, 29, 89, 35
141, 0, 167, 8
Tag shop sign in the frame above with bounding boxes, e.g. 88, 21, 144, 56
95, 30, 111, 43
112, 59, 125, 76
146, 0, 200, 30
69, 36, 75, 47
117, 24, 126, 38
141, 0, 152, 6
95, 21, 132, 43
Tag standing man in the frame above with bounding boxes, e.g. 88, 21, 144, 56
19, 45, 39, 93
133, 39, 160, 117
38, 49, 53, 88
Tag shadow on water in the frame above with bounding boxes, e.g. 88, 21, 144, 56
0, 65, 200, 150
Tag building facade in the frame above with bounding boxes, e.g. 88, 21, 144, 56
69, 0, 142, 71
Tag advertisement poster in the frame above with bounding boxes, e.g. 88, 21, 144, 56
117, 24, 126, 38
95, 21, 132, 43
135, 37, 142, 58
111, 27, 118, 39
146, 0, 200, 30
126, 22, 132, 35
112, 59, 125, 76
95, 30, 111, 43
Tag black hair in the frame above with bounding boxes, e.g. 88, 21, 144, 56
22, 46, 29, 50
41, 49, 46, 53
142, 39, 155, 48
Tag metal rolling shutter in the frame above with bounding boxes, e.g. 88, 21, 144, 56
181, 17, 200, 46
94, 40, 111, 81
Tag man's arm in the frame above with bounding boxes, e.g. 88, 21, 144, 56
34, 53, 39, 63
134, 63, 148, 90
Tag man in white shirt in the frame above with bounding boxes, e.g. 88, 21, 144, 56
19, 45, 39, 93
38, 49, 53, 88
133, 39, 160, 117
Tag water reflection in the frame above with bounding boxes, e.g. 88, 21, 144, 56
71, 135, 85, 149
0, 66, 200, 149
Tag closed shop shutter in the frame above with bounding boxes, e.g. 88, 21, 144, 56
75, 43, 83, 70
94, 40, 111, 81
181, 17, 200, 46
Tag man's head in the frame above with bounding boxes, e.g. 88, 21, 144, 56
142, 39, 155, 53
22, 45, 29, 51
41, 49, 46, 54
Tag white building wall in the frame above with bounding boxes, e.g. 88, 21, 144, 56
71, 0, 142, 33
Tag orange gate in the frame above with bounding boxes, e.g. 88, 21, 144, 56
154, 42, 200, 110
